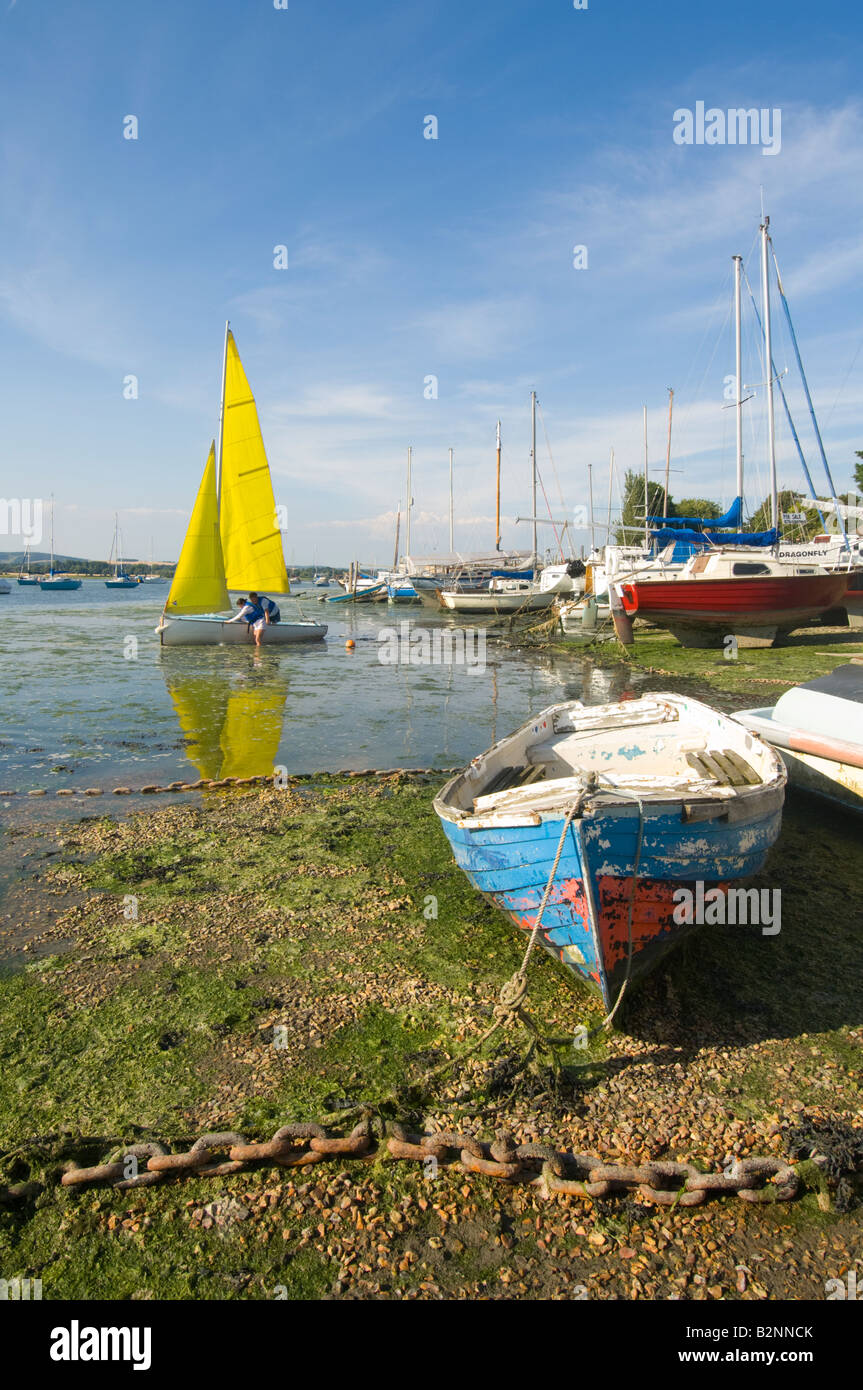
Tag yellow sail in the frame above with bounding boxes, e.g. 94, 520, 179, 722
219, 330, 290, 595
165, 443, 231, 615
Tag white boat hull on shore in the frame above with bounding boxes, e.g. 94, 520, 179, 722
737, 662, 863, 812
440, 586, 556, 615
156, 615, 327, 646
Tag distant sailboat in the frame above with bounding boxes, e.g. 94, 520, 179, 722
17, 545, 38, 586
138, 538, 167, 583
105, 514, 139, 588
156, 325, 327, 645
39, 496, 82, 590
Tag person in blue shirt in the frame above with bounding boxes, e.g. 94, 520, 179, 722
226, 594, 266, 645
254, 592, 281, 624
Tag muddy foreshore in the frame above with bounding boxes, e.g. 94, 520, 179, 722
1, 636, 861, 1301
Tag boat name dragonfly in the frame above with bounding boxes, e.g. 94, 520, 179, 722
377, 622, 486, 673
672, 883, 781, 935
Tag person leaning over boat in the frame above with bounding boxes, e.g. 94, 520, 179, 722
225, 594, 267, 644
254, 592, 281, 625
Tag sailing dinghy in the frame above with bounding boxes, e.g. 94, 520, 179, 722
156, 327, 327, 646
434, 694, 785, 1008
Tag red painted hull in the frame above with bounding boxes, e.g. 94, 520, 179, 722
619, 572, 848, 630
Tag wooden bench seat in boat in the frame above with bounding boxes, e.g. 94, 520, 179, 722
685, 748, 761, 787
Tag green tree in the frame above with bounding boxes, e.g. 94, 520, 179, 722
854, 451, 863, 493
674, 498, 723, 520
748, 490, 822, 539
615, 470, 668, 543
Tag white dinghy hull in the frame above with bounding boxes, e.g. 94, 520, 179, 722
157, 615, 327, 646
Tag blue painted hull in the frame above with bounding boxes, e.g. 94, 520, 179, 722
439, 798, 782, 1007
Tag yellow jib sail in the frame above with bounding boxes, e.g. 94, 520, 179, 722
219, 330, 290, 595
165, 443, 231, 615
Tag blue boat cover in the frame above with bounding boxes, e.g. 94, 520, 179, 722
648, 497, 744, 530
649, 527, 779, 548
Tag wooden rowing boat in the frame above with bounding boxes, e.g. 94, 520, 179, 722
433, 694, 785, 1007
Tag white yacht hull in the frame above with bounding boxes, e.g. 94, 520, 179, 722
156, 615, 327, 646
440, 589, 556, 614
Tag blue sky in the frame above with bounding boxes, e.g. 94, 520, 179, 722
1, 0, 863, 563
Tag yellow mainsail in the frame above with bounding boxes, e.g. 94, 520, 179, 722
219, 330, 290, 595
165, 443, 231, 615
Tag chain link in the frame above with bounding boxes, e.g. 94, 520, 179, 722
33, 1119, 799, 1205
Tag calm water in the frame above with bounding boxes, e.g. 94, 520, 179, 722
0, 580, 640, 814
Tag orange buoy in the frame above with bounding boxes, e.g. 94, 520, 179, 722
345, 639, 356, 650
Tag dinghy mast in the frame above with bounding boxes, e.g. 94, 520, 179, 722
216, 319, 230, 511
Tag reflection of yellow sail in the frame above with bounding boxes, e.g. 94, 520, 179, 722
166, 675, 231, 781
165, 444, 231, 615
163, 661, 289, 781
220, 683, 288, 778
219, 331, 290, 595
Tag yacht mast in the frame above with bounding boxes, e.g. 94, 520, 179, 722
530, 392, 537, 568
643, 406, 649, 548
663, 388, 674, 519
760, 219, 778, 535
733, 254, 744, 505
406, 446, 412, 559
495, 421, 502, 551
448, 447, 454, 553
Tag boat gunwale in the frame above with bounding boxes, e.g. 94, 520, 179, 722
433, 693, 786, 826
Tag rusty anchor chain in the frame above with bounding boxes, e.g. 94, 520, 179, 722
45, 1118, 799, 1205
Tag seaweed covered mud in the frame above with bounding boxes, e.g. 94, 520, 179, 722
0, 768, 861, 1301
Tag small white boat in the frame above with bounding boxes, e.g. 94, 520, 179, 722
105, 515, 139, 587
159, 613, 328, 645
156, 325, 327, 648
737, 662, 863, 812
538, 562, 585, 597
558, 593, 612, 636
328, 574, 387, 602
440, 576, 556, 615
17, 546, 38, 586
